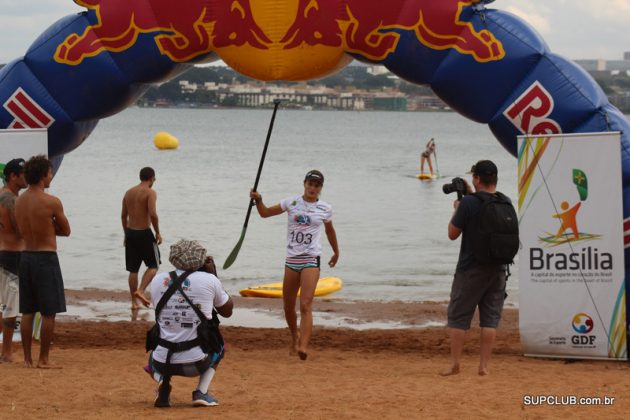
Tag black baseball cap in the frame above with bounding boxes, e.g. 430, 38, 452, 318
470, 160, 497, 176
304, 170, 324, 185
3, 158, 25, 179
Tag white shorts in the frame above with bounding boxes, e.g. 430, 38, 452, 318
0, 268, 19, 318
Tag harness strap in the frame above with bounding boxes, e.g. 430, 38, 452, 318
162, 338, 201, 368
155, 271, 197, 373
158, 337, 200, 353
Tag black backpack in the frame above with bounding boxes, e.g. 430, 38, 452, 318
470, 192, 519, 265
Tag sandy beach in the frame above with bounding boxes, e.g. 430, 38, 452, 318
0, 290, 628, 419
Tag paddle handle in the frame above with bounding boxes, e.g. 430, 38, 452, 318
223, 100, 281, 270
252, 99, 281, 193
244, 99, 281, 227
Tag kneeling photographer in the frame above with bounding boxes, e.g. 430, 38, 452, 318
146, 239, 233, 408
441, 160, 518, 377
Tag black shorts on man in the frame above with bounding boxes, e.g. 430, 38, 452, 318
125, 228, 161, 272
19, 251, 66, 316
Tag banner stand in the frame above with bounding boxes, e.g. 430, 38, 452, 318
518, 132, 626, 360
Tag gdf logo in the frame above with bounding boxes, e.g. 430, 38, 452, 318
571, 313, 596, 346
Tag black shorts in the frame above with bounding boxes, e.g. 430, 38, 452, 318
19, 251, 66, 316
125, 229, 160, 273
0, 251, 21, 275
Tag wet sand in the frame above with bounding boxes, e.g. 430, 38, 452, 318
0, 289, 628, 418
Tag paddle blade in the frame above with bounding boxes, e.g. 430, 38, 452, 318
223, 228, 246, 270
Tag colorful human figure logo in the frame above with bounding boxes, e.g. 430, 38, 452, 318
552, 201, 582, 240
540, 168, 599, 245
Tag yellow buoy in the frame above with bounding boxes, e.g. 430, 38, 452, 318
153, 131, 179, 150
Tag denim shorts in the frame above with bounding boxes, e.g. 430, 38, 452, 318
447, 265, 506, 329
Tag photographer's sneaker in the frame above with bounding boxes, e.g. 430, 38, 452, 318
192, 390, 219, 407
154, 380, 172, 408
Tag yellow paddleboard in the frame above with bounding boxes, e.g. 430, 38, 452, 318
416, 173, 436, 180
239, 277, 342, 298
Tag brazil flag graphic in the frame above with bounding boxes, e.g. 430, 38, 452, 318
573, 169, 588, 201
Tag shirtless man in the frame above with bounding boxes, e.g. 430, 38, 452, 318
0, 159, 27, 362
15, 155, 71, 368
121, 167, 162, 309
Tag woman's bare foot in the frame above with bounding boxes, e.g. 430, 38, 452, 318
0, 355, 13, 363
478, 367, 489, 376
289, 332, 300, 355
439, 364, 460, 376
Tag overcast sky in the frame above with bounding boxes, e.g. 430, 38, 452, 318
0, 0, 628, 64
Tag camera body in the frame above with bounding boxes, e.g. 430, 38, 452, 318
198, 256, 218, 276
442, 177, 468, 199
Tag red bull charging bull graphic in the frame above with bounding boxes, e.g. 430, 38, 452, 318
280, 0, 504, 62
54, 0, 272, 64
54, 0, 505, 71
0, 0, 629, 326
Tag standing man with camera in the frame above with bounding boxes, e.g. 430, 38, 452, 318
441, 160, 517, 376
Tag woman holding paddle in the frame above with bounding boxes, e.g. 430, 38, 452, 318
249, 170, 339, 360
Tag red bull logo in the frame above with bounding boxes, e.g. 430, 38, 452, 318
55, 0, 271, 64
504, 81, 562, 135
54, 0, 505, 79
282, 0, 504, 62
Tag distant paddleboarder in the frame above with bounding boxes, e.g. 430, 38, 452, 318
420, 138, 436, 176
249, 170, 339, 360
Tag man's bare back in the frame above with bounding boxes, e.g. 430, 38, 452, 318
0, 189, 24, 251
122, 185, 156, 231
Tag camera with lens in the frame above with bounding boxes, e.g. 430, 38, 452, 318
198, 256, 217, 276
442, 177, 468, 199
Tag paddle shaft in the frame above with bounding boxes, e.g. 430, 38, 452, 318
223, 100, 281, 269
245, 99, 281, 226
433, 147, 440, 176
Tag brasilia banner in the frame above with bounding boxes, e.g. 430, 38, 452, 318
517, 132, 626, 359
0, 128, 48, 181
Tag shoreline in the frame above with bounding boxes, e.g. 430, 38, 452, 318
63, 287, 518, 329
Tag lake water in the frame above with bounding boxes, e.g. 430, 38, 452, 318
51, 107, 522, 304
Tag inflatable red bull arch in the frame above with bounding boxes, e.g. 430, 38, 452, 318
1, 0, 630, 316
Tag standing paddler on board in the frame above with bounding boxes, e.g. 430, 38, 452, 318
249, 170, 339, 360
420, 138, 436, 177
